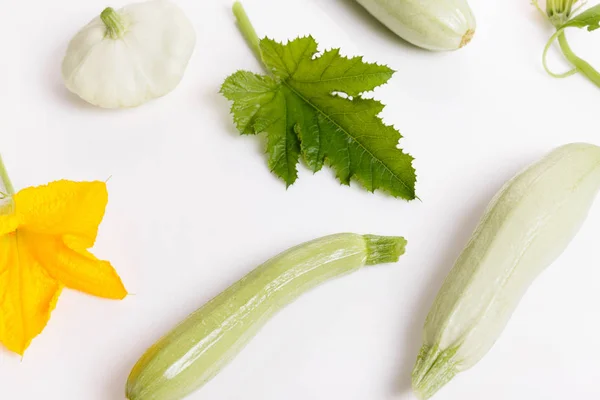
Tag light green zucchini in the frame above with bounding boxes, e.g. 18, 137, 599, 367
412, 143, 600, 399
127, 233, 406, 400
355, 0, 476, 51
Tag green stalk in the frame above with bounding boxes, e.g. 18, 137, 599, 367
412, 345, 459, 400
542, 29, 578, 78
542, 28, 600, 86
546, 0, 576, 26
557, 31, 600, 87
101, 7, 127, 39
0, 154, 15, 196
232, 2, 263, 64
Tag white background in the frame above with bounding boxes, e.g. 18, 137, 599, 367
1, 0, 600, 399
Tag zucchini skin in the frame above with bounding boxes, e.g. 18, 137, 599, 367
355, 0, 476, 51
412, 143, 600, 399
127, 233, 405, 400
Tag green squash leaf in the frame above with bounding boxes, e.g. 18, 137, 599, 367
221, 34, 416, 200
561, 4, 600, 31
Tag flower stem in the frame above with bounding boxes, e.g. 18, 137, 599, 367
557, 30, 600, 88
232, 2, 263, 64
0, 154, 14, 196
532, 0, 546, 17
101, 7, 127, 39
571, 0, 588, 16
542, 29, 578, 78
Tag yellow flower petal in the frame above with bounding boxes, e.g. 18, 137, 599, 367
0, 214, 18, 235
23, 232, 127, 300
0, 179, 126, 354
14, 180, 108, 248
0, 233, 62, 355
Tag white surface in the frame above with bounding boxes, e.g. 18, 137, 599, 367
1, 0, 600, 399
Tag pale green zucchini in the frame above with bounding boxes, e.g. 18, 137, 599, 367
355, 0, 476, 51
412, 143, 600, 399
127, 233, 406, 400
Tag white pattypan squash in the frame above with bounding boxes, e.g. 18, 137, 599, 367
62, 0, 196, 108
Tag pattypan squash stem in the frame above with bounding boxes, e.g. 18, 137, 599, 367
0, 154, 15, 196
101, 7, 127, 40
557, 31, 600, 88
232, 2, 263, 64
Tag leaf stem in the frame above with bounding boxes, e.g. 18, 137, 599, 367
557, 30, 600, 87
232, 2, 263, 64
542, 29, 578, 78
0, 154, 15, 196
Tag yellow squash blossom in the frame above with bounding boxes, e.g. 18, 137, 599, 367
0, 155, 127, 355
